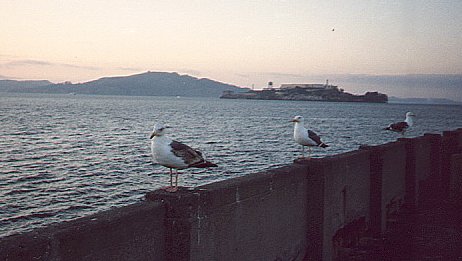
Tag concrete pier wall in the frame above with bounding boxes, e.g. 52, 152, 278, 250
146, 164, 310, 261
1, 129, 462, 261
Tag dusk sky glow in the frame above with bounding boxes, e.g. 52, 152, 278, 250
1, 0, 462, 98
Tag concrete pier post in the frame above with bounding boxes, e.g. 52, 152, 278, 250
441, 131, 462, 200
296, 150, 371, 261
360, 141, 407, 238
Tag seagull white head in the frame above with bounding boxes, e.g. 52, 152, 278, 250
406, 112, 416, 118
291, 115, 304, 123
150, 123, 170, 139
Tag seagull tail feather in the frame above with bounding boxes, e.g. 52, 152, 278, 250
190, 161, 218, 168
319, 143, 329, 148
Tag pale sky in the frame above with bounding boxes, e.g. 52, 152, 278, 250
1, 0, 462, 94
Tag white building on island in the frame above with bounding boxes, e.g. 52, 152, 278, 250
279, 80, 338, 90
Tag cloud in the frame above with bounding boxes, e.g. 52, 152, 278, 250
262, 72, 305, 78
235, 73, 251, 79
1, 59, 101, 71
327, 74, 462, 89
238, 72, 306, 78
6, 59, 52, 66
0, 74, 22, 80
0, 54, 19, 59
116, 66, 144, 72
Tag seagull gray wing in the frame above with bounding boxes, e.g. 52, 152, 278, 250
389, 121, 409, 132
308, 130, 323, 146
170, 140, 204, 166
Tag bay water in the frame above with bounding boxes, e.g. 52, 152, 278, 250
1, 93, 461, 237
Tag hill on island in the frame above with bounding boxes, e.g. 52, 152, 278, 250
0, 80, 53, 92
0, 72, 247, 97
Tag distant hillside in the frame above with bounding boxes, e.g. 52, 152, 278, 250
5, 72, 247, 97
331, 74, 462, 103
389, 96, 462, 105
0, 80, 53, 92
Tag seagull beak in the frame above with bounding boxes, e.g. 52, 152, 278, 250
290, 119, 298, 123
150, 132, 156, 139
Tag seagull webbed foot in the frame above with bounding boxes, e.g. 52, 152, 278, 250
162, 186, 179, 193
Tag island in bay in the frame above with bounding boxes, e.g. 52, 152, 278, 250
1, 72, 391, 103
220, 81, 388, 103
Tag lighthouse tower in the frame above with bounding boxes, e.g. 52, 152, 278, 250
264, 81, 274, 90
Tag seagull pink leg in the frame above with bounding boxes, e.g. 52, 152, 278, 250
175, 170, 179, 190
163, 168, 178, 192
299, 146, 305, 158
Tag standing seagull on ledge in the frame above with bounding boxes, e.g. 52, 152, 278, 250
150, 123, 217, 192
384, 112, 416, 136
291, 116, 328, 158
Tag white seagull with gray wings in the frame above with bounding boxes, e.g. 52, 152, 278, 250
291, 115, 328, 158
384, 112, 416, 136
150, 123, 217, 192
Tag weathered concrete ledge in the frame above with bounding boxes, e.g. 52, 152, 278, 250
1, 128, 462, 260
0, 202, 165, 261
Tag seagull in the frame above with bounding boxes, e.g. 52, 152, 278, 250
150, 123, 217, 192
384, 112, 416, 136
291, 116, 328, 158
